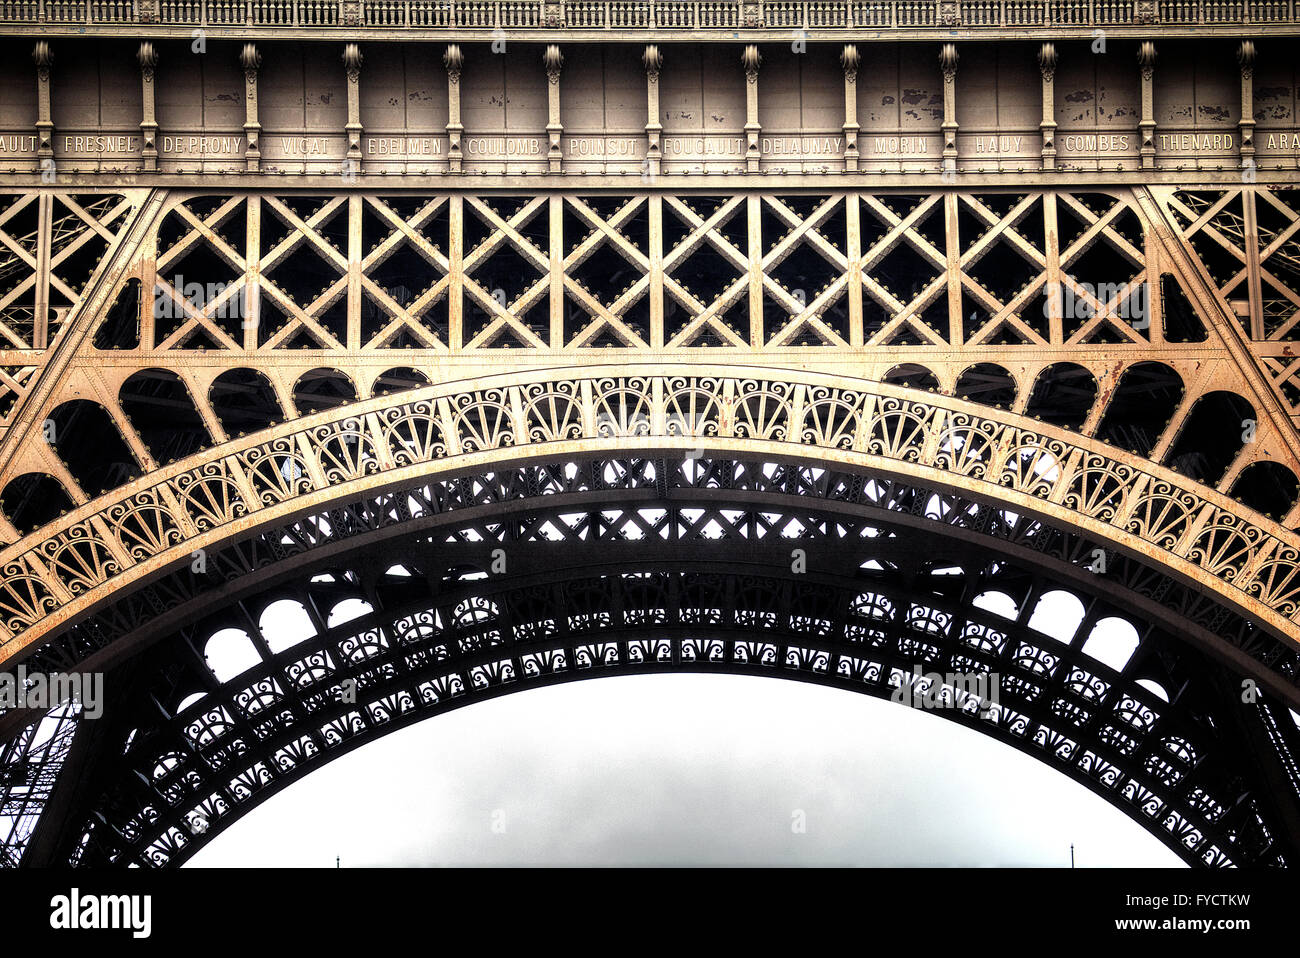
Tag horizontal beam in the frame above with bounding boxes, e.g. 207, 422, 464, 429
0, 0, 1295, 40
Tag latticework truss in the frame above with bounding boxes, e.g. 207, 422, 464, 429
3, 181, 1300, 869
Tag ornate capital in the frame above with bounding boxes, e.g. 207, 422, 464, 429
940, 43, 959, 83
742, 45, 762, 82
1238, 40, 1257, 78
1138, 41, 1157, 81
544, 45, 563, 84
643, 44, 662, 80
1038, 43, 1057, 83
443, 44, 463, 83
240, 43, 261, 80
343, 43, 363, 82
137, 42, 158, 82
841, 44, 860, 83
32, 41, 52, 79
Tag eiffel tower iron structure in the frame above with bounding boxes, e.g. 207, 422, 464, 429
0, 0, 1299, 868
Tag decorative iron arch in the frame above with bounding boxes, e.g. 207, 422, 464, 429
28, 485, 1298, 869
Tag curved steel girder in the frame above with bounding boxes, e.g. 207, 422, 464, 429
6, 449, 1300, 757
60, 528, 1293, 870
2, 365, 1300, 690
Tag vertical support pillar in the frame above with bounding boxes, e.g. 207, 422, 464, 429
643, 45, 663, 178
444, 45, 464, 174
649, 195, 664, 347
33, 42, 53, 162
940, 43, 959, 173
841, 45, 860, 173
549, 196, 564, 347
244, 196, 261, 350
743, 45, 762, 173
1138, 41, 1157, 171
347, 195, 362, 349
343, 43, 363, 164
1043, 192, 1063, 345
544, 45, 563, 174
747, 195, 763, 345
945, 192, 962, 345
241, 44, 262, 172
33, 194, 50, 349
846, 193, 863, 346
448, 195, 463, 348
138, 43, 158, 172
1038, 43, 1057, 171
1238, 41, 1257, 168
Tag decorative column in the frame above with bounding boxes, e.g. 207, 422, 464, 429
940, 43, 959, 170
643, 45, 663, 177
445, 45, 464, 174
544, 45, 563, 174
841, 45, 860, 173
1238, 41, 1256, 164
1138, 41, 1157, 171
138, 43, 159, 172
241, 44, 262, 172
33, 42, 53, 161
743, 45, 762, 173
343, 44, 363, 164
1038, 43, 1057, 171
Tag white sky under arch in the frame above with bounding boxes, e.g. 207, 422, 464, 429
189, 673, 1184, 868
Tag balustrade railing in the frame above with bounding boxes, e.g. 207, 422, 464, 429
0, 0, 1291, 26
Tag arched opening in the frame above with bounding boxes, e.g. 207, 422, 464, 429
881, 363, 939, 392
1093, 361, 1183, 457
1027, 590, 1085, 643
44, 400, 141, 497
292, 368, 358, 416
372, 366, 431, 397
1081, 617, 1140, 672
954, 363, 1016, 408
1163, 391, 1255, 485
0, 472, 75, 534
203, 628, 263, 684
1229, 461, 1300, 520
259, 599, 319, 655
209, 368, 284, 438
119, 368, 214, 465
1023, 363, 1098, 430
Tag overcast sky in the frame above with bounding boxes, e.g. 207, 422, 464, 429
188, 672, 1183, 867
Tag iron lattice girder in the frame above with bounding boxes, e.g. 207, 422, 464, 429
53, 496, 1296, 870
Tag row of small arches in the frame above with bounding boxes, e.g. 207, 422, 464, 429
885, 360, 1299, 522
2, 360, 1296, 535
0, 367, 429, 534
